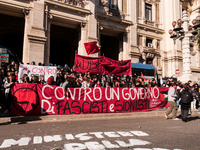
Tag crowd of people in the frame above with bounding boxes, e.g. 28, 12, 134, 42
0, 60, 200, 120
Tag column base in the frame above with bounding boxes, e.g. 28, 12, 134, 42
178, 74, 198, 84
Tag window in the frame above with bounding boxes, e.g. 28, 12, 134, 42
146, 58, 153, 65
145, 3, 152, 20
146, 38, 152, 47
110, 0, 118, 10
190, 44, 194, 52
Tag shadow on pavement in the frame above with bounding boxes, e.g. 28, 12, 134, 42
0, 116, 42, 126
187, 116, 200, 122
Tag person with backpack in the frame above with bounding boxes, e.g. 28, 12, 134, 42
180, 85, 193, 122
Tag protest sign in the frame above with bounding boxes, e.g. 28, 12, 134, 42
11, 83, 169, 116
18, 64, 57, 82
74, 53, 132, 75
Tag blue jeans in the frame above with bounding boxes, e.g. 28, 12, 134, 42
176, 99, 181, 110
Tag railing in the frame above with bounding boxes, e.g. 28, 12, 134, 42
97, 6, 127, 20
138, 17, 162, 28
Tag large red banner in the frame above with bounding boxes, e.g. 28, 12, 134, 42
11, 84, 169, 116
74, 53, 132, 75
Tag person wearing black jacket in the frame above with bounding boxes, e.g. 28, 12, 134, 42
180, 85, 193, 122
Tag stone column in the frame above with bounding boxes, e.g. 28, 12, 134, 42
142, 36, 146, 47
78, 21, 87, 56
22, 0, 47, 64
123, 32, 128, 60
178, 10, 198, 83
22, 7, 30, 64
152, 3, 156, 22
87, 0, 98, 57
153, 39, 157, 49
119, 36, 123, 61
44, 4, 52, 65
118, 0, 123, 12
142, 0, 145, 19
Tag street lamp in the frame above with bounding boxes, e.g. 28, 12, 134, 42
190, 15, 200, 46
168, 19, 184, 44
169, 15, 200, 45
168, 10, 199, 83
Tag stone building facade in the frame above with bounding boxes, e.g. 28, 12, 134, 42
0, 0, 199, 79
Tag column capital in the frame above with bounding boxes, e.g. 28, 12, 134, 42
48, 13, 53, 20
81, 20, 87, 28
23, 7, 30, 16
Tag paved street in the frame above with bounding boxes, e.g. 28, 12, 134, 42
0, 114, 200, 150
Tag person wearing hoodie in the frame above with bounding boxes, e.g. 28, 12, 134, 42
180, 85, 193, 122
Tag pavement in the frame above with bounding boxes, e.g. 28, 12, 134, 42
1, 114, 200, 150
0, 108, 199, 125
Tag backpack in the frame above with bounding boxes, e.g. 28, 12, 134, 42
181, 92, 192, 104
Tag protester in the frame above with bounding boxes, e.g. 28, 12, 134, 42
1, 59, 200, 120
22, 74, 28, 83
62, 77, 73, 89
81, 77, 91, 88
190, 85, 197, 110
40, 76, 46, 84
3, 72, 17, 113
180, 85, 193, 122
46, 76, 54, 85
164, 83, 179, 120
32, 76, 39, 83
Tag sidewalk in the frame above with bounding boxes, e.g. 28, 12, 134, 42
0, 109, 199, 125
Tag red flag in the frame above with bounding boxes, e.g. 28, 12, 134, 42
141, 72, 147, 82
84, 41, 100, 55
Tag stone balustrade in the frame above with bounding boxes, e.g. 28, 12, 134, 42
55, 0, 87, 7
97, 6, 127, 20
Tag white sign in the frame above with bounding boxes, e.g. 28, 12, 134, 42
175, 69, 180, 75
18, 64, 57, 82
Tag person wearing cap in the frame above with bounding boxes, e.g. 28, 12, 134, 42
64, 64, 70, 72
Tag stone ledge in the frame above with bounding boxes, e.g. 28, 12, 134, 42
97, 12, 133, 26
28, 34, 47, 44
45, 0, 90, 14
191, 67, 200, 73
137, 23, 165, 34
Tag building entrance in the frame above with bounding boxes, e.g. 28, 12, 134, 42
0, 14, 25, 62
50, 24, 78, 67
100, 34, 119, 60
